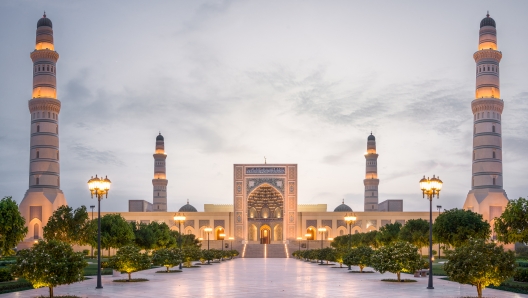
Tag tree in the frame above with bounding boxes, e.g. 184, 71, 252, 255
107, 245, 151, 281
433, 208, 490, 247
201, 249, 215, 264
370, 241, 422, 282
133, 221, 175, 251
98, 214, 135, 256
376, 222, 402, 246
152, 248, 182, 272
361, 230, 379, 248
343, 246, 374, 272
0, 196, 27, 256
171, 231, 201, 249
43, 205, 95, 246
399, 219, 429, 254
182, 246, 201, 267
444, 239, 516, 298
495, 197, 528, 244
12, 240, 86, 298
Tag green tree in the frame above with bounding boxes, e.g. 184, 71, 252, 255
132, 221, 175, 251
43, 205, 95, 246
151, 248, 182, 272
361, 230, 379, 248
370, 241, 422, 282
376, 222, 402, 246
343, 246, 374, 272
399, 219, 429, 254
98, 214, 135, 256
433, 208, 490, 247
171, 231, 201, 249
0, 196, 27, 256
444, 239, 516, 298
201, 249, 215, 264
12, 240, 87, 298
182, 246, 201, 267
495, 197, 528, 244
107, 245, 151, 281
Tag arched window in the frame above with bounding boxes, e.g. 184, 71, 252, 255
36, 151, 39, 158
36, 125, 40, 132
34, 223, 39, 239
493, 177, 496, 185
473, 151, 475, 160
487, 66, 490, 71
36, 177, 39, 185
56, 126, 58, 133
47, 65, 49, 71
492, 125, 496, 133
493, 151, 496, 159
48, 112, 50, 118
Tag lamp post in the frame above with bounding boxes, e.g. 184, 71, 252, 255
436, 205, 442, 259
344, 213, 357, 270
228, 237, 234, 250
219, 233, 226, 261
173, 213, 186, 270
204, 227, 213, 264
420, 175, 443, 290
297, 237, 302, 252
90, 205, 95, 259
305, 233, 311, 250
318, 227, 326, 264
88, 174, 111, 290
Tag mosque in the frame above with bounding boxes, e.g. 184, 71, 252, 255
16, 13, 509, 253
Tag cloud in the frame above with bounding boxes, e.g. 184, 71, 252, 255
69, 143, 124, 166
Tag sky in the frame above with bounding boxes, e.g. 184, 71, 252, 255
1, 1, 527, 213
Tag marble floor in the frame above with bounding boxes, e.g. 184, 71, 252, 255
3, 258, 527, 298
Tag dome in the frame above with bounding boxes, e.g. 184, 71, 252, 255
156, 133, 164, 141
178, 201, 197, 212
37, 13, 52, 28
480, 13, 496, 28
334, 201, 353, 212
368, 133, 375, 141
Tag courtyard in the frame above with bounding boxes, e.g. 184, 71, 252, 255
2, 258, 526, 298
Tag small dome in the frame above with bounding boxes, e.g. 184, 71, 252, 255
334, 202, 353, 212
368, 133, 375, 141
37, 13, 52, 28
156, 133, 164, 141
480, 13, 496, 28
179, 201, 197, 212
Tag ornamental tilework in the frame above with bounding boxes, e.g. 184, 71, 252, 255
381, 220, 391, 227
306, 220, 317, 228
246, 178, 285, 195
199, 220, 210, 228
236, 182, 243, 194
395, 220, 405, 225
236, 212, 243, 223
336, 220, 346, 228
235, 197, 243, 210
289, 212, 295, 223
322, 220, 332, 228
236, 226, 243, 238
184, 220, 195, 228
288, 197, 295, 209
214, 220, 225, 229
353, 220, 362, 228
288, 226, 295, 238
288, 182, 295, 194
366, 220, 377, 228
235, 167, 243, 180
288, 166, 296, 180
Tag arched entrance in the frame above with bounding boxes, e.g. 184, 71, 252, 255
306, 227, 315, 240
260, 225, 271, 244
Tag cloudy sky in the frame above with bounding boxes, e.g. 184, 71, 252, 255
1, 1, 527, 213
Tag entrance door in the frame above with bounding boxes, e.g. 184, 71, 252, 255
260, 227, 271, 244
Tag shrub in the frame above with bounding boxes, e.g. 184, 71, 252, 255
82, 249, 90, 256
0, 268, 13, 282
514, 268, 528, 282
106, 245, 151, 281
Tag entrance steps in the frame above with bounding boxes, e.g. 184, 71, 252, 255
242, 244, 297, 258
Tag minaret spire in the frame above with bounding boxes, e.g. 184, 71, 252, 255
364, 133, 379, 211
153, 133, 168, 211
463, 13, 508, 221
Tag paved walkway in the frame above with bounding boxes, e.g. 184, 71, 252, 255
3, 259, 527, 297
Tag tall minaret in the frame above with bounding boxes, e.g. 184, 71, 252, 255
463, 13, 508, 222
19, 14, 67, 245
152, 133, 168, 211
364, 133, 379, 211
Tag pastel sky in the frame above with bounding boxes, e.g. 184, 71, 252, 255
1, 1, 527, 213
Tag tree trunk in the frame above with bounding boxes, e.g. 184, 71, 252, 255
477, 283, 482, 298
360, 265, 364, 273
49, 286, 54, 298
397, 272, 401, 282
108, 248, 111, 258
166, 266, 170, 272
340, 262, 342, 268
128, 272, 131, 281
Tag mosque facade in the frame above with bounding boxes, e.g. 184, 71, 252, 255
17, 13, 510, 251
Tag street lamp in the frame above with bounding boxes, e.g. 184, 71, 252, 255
318, 227, 327, 264
436, 205, 442, 259
90, 205, 95, 259
297, 237, 302, 252
88, 174, 111, 290
219, 233, 226, 260
228, 237, 234, 250
420, 175, 443, 290
204, 227, 213, 264
305, 233, 311, 250
344, 213, 357, 270
173, 213, 186, 270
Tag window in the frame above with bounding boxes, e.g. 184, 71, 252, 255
36, 151, 39, 158
38, 66, 41, 71
487, 112, 490, 118
48, 112, 50, 118
473, 151, 475, 160
493, 177, 496, 185
372, 205, 374, 209
47, 65, 49, 71
36, 177, 39, 185
493, 151, 496, 159
488, 67, 490, 71
492, 125, 495, 133
34, 223, 39, 239
56, 126, 58, 133
36, 125, 40, 132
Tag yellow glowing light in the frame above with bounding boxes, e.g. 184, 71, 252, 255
297, 237, 302, 240
219, 233, 226, 238
305, 233, 311, 237
328, 238, 334, 241
204, 227, 213, 233
478, 42, 497, 51
475, 87, 500, 99
344, 214, 357, 222
318, 227, 327, 232
32, 87, 57, 99
228, 237, 234, 240
198, 237, 203, 241
35, 42, 54, 51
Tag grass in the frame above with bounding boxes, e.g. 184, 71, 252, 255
83, 263, 112, 276
0, 279, 33, 294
